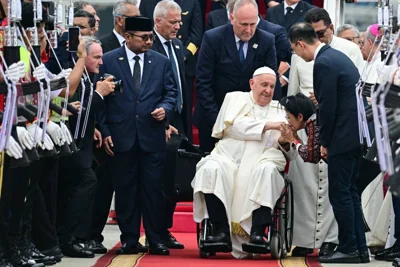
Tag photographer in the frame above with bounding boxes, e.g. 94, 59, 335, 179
57, 35, 115, 258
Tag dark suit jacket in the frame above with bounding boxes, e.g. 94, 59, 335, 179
68, 78, 105, 168
266, 1, 315, 32
140, 0, 203, 77
151, 34, 191, 137
313, 45, 361, 156
95, 47, 178, 153
100, 31, 121, 54
206, 8, 229, 31
193, 24, 277, 132
265, 0, 312, 6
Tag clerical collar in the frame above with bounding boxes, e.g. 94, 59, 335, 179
284, 1, 299, 11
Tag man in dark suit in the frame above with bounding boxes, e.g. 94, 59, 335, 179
57, 36, 115, 258
266, 0, 314, 32
140, 0, 203, 142
288, 23, 368, 264
151, 0, 188, 250
95, 16, 177, 256
88, 0, 140, 254
194, 0, 277, 153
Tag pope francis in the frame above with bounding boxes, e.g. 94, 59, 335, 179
191, 67, 294, 258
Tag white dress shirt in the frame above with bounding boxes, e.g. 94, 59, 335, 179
154, 30, 182, 94
125, 44, 144, 79
284, 1, 299, 15
113, 29, 126, 46
235, 35, 248, 59
136, 0, 141, 8
313, 43, 326, 61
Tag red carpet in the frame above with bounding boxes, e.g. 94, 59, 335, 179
93, 233, 322, 267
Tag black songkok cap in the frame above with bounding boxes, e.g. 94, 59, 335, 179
125, 16, 153, 32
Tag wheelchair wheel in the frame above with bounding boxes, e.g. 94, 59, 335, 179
270, 232, 282, 259
197, 220, 212, 258
284, 179, 294, 253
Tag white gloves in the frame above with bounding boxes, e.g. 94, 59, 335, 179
60, 122, 73, 145
46, 121, 65, 146
56, 68, 72, 79
5, 61, 25, 82
4, 136, 23, 159
26, 123, 55, 151
32, 63, 48, 80
16, 126, 34, 150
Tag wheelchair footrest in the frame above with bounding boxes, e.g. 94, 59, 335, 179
201, 241, 232, 253
242, 242, 270, 254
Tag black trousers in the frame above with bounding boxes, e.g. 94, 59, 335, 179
30, 158, 59, 250
204, 194, 272, 234
327, 149, 367, 254
90, 161, 114, 243
161, 112, 185, 237
57, 157, 97, 244
109, 139, 165, 246
0, 156, 29, 246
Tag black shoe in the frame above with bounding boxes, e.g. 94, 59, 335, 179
20, 237, 56, 266
40, 247, 63, 262
137, 243, 148, 253
318, 251, 361, 264
319, 242, 337, 257
360, 251, 371, 263
149, 244, 170, 255
249, 233, 267, 246
116, 243, 138, 255
84, 240, 107, 254
0, 258, 14, 267
163, 232, 184, 249
7, 236, 41, 267
60, 238, 94, 258
205, 232, 231, 244
376, 246, 400, 261
291, 246, 313, 257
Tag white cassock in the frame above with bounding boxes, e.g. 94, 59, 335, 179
192, 91, 295, 258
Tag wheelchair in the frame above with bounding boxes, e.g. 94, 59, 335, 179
197, 176, 294, 259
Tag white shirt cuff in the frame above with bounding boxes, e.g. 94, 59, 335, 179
95, 90, 104, 100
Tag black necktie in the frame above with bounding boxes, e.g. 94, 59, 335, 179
165, 41, 182, 113
238, 40, 245, 64
286, 6, 293, 19
133, 55, 141, 93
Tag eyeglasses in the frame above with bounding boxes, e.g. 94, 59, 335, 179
130, 33, 155, 41
316, 27, 329, 38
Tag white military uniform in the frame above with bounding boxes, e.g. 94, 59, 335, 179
286, 36, 364, 249
192, 91, 295, 258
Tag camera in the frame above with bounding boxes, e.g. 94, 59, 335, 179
101, 73, 123, 92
